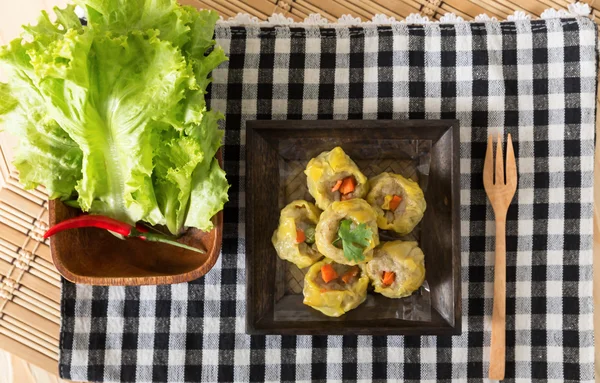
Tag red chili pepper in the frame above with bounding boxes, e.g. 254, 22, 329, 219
44, 215, 132, 238
44, 215, 204, 253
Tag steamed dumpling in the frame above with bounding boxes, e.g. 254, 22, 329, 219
272, 200, 323, 268
315, 199, 379, 265
366, 172, 426, 235
365, 240, 425, 299
305, 147, 368, 210
303, 258, 369, 317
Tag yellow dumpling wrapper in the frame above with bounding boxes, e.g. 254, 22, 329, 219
303, 258, 369, 317
304, 146, 368, 210
366, 240, 425, 298
272, 200, 323, 269
366, 172, 426, 235
315, 199, 379, 265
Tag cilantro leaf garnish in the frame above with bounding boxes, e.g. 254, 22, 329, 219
335, 219, 372, 263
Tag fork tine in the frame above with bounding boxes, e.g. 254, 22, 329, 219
505, 133, 517, 187
495, 133, 504, 185
483, 135, 494, 188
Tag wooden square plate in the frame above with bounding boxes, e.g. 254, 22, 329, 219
246, 120, 461, 335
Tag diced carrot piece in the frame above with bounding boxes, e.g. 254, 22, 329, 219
331, 179, 343, 192
321, 264, 338, 283
339, 177, 356, 195
296, 229, 305, 243
341, 266, 359, 283
388, 195, 402, 211
382, 271, 396, 286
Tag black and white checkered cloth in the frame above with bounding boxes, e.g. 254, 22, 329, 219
60, 17, 597, 382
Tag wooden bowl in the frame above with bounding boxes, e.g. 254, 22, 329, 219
49, 153, 224, 286
246, 120, 461, 335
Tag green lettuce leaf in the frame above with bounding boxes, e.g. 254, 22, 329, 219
183, 110, 228, 231
184, 158, 229, 231
153, 131, 204, 234
31, 29, 190, 224
183, 8, 221, 58
77, 0, 193, 48
182, 47, 228, 126
0, 83, 17, 115
0, 42, 83, 199
0, 3, 228, 232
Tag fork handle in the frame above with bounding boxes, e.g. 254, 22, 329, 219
489, 216, 506, 380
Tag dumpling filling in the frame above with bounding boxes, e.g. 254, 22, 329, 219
329, 174, 363, 202
315, 263, 361, 291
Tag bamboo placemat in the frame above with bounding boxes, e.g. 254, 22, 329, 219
179, 0, 600, 25
0, 147, 61, 375
0, 0, 599, 379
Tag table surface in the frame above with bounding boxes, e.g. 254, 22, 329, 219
0, 1, 598, 383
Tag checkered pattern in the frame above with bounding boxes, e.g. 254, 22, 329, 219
59, 17, 597, 382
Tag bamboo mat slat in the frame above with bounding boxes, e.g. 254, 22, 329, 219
4, 180, 47, 204
0, 202, 41, 227
0, 189, 44, 219
28, 269, 61, 288
303, 0, 366, 20
223, 0, 272, 18
441, 0, 502, 18
0, 319, 58, 358
378, 0, 424, 18
293, 1, 338, 21
239, 0, 280, 16
0, 327, 57, 361
1, 0, 600, 382
18, 274, 60, 303
195, 0, 237, 17
0, 259, 12, 276
198, 0, 251, 17
3, 315, 59, 343
0, 334, 58, 375
437, 3, 480, 20
329, 1, 373, 20
2, 301, 61, 339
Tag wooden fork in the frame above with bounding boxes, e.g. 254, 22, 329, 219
483, 133, 517, 381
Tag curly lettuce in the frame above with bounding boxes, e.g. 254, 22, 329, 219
0, 0, 228, 233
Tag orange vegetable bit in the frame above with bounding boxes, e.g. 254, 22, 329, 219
320, 264, 338, 283
382, 271, 396, 286
331, 179, 343, 192
341, 266, 360, 283
388, 195, 402, 211
339, 177, 356, 195
296, 229, 306, 243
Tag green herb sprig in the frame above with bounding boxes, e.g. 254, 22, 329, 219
334, 219, 372, 263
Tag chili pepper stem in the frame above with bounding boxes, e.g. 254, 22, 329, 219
138, 233, 206, 253
129, 228, 206, 254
